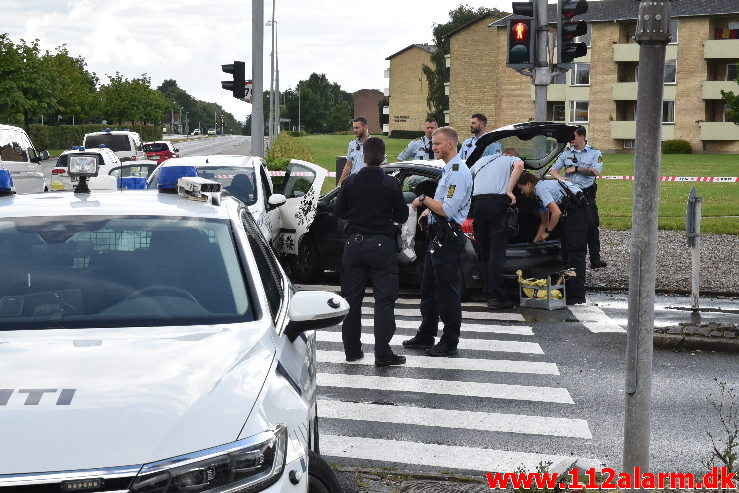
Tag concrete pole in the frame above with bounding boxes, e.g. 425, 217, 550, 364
275, 51, 280, 136
691, 197, 702, 311
251, 0, 265, 157
267, 0, 275, 148
623, 0, 672, 475
533, 0, 549, 122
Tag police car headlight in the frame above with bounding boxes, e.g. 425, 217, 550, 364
68, 155, 99, 177
129, 425, 287, 493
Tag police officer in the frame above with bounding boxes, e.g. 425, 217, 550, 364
397, 118, 438, 161
516, 173, 590, 305
549, 126, 607, 269
459, 113, 489, 161
338, 116, 370, 186
470, 148, 524, 310
402, 126, 473, 357
335, 137, 409, 366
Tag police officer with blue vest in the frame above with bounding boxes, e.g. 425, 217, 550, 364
470, 148, 524, 310
338, 117, 370, 186
516, 173, 590, 305
402, 126, 473, 357
459, 113, 489, 161
549, 126, 607, 269
397, 118, 438, 161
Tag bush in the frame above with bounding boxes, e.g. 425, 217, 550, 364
265, 133, 314, 170
285, 130, 308, 137
662, 139, 692, 154
389, 130, 424, 140
28, 124, 163, 151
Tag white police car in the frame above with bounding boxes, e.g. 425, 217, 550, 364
0, 162, 348, 492
84, 128, 145, 162
50, 146, 123, 191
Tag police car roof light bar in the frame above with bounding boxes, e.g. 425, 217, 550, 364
157, 165, 199, 191
0, 169, 15, 196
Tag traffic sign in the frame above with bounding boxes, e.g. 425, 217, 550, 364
241, 80, 253, 103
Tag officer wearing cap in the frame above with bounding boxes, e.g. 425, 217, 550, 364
470, 148, 524, 310
402, 126, 473, 357
397, 118, 438, 161
549, 126, 607, 269
338, 116, 370, 186
516, 173, 590, 305
335, 137, 409, 367
459, 113, 490, 161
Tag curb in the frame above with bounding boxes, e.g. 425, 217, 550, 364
335, 466, 487, 492
653, 333, 739, 353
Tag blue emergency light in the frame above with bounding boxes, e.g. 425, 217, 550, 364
118, 176, 147, 190
98, 144, 106, 148
72, 146, 79, 150
103, 128, 111, 133
157, 165, 198, 190
78, 147, 86, 151
0, 169, 15, 196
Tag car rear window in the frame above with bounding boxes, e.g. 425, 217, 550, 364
55, 154, 69, 167
84, 135, 132, 152
144, 143, 169, 152
0, 216, 254, 330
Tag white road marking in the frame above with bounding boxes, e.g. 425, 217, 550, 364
568, 302, 626, 333
317, 331, 544, 355
361, 318, 534, 336
362, 306, 525, 322
319, 400, 592, 438
317, 350, 559, 375
318, 373, 574, 404
321, 435, 599, 473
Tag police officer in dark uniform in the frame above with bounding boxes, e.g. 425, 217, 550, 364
470, 149, 524, 309
335, 137, 409, 366
402, 126, 473, 357
516, 173, 590, 305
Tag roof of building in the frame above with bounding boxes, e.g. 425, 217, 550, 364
489, 0, 739, 27
385, 43, 436, 60
445, 11, 508, 38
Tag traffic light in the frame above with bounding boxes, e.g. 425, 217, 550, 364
506, 1, 537, 70
221, 61, 246, 99
557, 0, 588, 69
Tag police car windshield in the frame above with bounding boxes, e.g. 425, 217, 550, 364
0, 216, 254, 330
197, 166, 257, 206
84, 135, 131, 152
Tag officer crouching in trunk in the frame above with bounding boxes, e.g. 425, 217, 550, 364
516, 173, 590, 305
402, 126, 473, 357
335, 137, 409, 367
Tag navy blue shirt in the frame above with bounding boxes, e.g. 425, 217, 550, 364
336, 166, 409, 236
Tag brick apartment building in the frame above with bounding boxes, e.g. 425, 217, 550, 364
386, 1, 739, 152
384, 44, 435, 134
353, 89, 385, 134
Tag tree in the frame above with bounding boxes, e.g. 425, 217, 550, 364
46, 46, 99, 123
281, 73, 353, 134
421, 5, 505, 122
100, 73, 169, 124
721, 62, 739, 126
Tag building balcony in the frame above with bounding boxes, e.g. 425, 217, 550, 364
703, 39, 739, 59
701, 80, 739, 99
611, 83, 677, 100
445, 54, 451, 68
610, 121, 675, 140
444, 82, 450, 96
612, 43, 678, 62
384, 68, 390, 78
382, 106, 389, 115
699, 121, 739, 140
384, 87, 390, 97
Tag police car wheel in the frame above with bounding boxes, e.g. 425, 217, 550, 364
289, 236, 321, 283
308, 451, 342, 493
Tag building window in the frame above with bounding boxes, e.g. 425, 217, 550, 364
570, 64, 590, 86
664, 60, 677, 84
550, 103, 566, 121
623, 139, 636, 149
727, 63, 738, 81
669, 19, 678, 44
570, 101, 589, 123
662, 101, 675, 124
552, 71, 566, 84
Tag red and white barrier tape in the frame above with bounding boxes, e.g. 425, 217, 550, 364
598, 176, 737, 183
269, 170, 337, 177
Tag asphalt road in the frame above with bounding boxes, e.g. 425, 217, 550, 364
299, 283, 739, 477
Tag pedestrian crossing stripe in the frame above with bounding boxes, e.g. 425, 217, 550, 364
320, 435, 600, 473
318, 373, 574, 404
362, 306, 526, 322
318, 400, 592, 438
317, 350, 559, 375
361, 318, 534, 336
567, 302, 626, 333
317, 331, 544, 355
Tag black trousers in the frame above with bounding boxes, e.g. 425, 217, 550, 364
560, 205, 590, 300
581, 185, 602, 261
341, 233, 399, 358
416, 232, 466, 347
472, 195, 511, 302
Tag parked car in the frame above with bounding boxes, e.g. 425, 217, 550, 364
294, 122, 579, 298
143, 140, 179, 163
191, 128, 201, 135
207, 128, 217, 135
83, 128, 145, 162
50, 146, 122, 191
0, 167, 347, 492
0, 124, 49, 194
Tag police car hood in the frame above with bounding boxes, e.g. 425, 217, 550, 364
0, 323, 275, 474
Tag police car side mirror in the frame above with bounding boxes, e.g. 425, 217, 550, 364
268, 193, 286, 209
284, 291, 349, 343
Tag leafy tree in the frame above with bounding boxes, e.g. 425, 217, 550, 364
100, 73, 169, 124
157, 79, 243, 134
721, 62, 739, 126
422, 5, 505, 122
45, 46, 99, 123
281, 73, 353, 134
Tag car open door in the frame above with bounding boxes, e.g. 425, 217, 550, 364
276, 160, 327, 255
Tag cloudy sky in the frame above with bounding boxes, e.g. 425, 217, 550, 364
4, 0, 521, 122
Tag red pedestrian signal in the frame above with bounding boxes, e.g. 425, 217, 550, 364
513, 21, 528, 41
506, 1, 536, 70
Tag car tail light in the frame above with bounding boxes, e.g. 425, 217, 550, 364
462, 217, 475, 241
131, 156, 137, 161
52, 168, 65, 175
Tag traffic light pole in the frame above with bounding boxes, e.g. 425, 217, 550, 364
623, 0, 672, 475
533, 0, 549, 122
251, 0, 265, 158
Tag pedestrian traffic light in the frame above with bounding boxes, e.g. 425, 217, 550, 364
557, 0, 589, 69
506, 1, 537, 70
221, 61, 246, 99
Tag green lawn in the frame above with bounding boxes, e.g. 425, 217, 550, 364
295, 135, 739, 234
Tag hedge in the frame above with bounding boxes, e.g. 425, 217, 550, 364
389, 130, 424, 140
28, 124, 163, 151
284, 130, 308, 137
661, 139, 692, 154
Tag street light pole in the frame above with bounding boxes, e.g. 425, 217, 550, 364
267, 0, 276, 148
298, 84, 301, 132
251, 0, 265, 157
275, 27, 280, 137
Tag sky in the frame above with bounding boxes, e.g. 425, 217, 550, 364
3, 0, 521, 123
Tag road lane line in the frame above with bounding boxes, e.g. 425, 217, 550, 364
360, 318, 534, 336
317, 350, 559, 375
318, 400, 591, 438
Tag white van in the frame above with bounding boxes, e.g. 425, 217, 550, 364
83, 129, 145, 162
0, 124, 48, 194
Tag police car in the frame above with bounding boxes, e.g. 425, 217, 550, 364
50, 146, 123, 191
0, 162, 348, 492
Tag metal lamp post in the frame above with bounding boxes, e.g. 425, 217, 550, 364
266, 3, 276, 147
